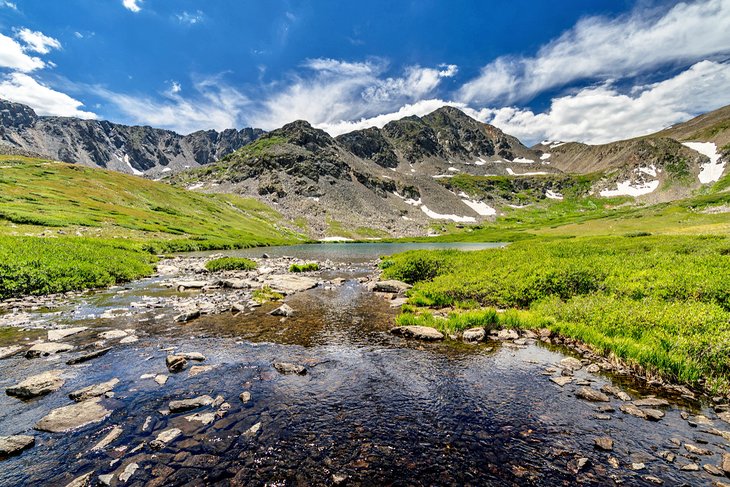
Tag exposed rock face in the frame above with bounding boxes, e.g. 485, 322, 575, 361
0, 99, 264, 175
6, 370, 65, 398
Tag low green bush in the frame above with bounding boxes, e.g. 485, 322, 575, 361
205, 257, 257, 272
289, 262, 319, 272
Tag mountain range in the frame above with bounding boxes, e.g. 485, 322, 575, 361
1, 98, 728, 238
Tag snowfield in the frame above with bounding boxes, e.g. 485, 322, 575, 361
682, 142, 726, 184
600, 179, 660, 197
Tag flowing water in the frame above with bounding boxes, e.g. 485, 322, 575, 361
0, 243, 727, 486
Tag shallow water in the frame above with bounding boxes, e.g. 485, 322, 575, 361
0, 246, 728, 486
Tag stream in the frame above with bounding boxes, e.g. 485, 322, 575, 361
0, 243, 728, 486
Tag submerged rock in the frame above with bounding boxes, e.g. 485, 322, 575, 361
90, 425, 123, 452
550, 376, 573, 387
576, 387, 610, 402
166, 355, 187, 373
35, 398, 112, 433
98, 330, 128, 340
633, 397, 669, 408
601, 385, 632, 401
66, 347, 112, 365
270, 304, 295, 317
64, 471, 94, 487
0, 435, 34, 458
174, 310, 201, 323
594, 437, 614, 451
273, 362, 307, 375
179, 352, 206, 361
560, 357, 583, 371
169, 395, 214, 412
6, 370, 65, 398
620, 404, 647, 419
26, 342, 74, 358
390, 326, 444, 341
150, 428, 181, 449
69, 378, 119, 402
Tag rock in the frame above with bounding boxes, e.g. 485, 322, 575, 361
222, 279, 250, 289
150, 428, 182, 449
373, 280, 412, 294
630, 462, 645, 470
560, 357, 583, 371
704, 464, 724, 476
270, 304, 294, 317
98, 330, 128, 340
169, 395, 214, 412
179, 352, 206, 361
685, 443, 713, 455
496, 329, 519, 340
26, 342, 74, 358
244, 422, 261, 437
35, 398, 111, 433
66, 347, 112, 365
69, 378, 119, 402
0, 346, 23, 360
332, 473, 348, 485
273, 362, 307, 375
643, 408, 665, 421
620, 404, 647, 419
98, 474, 113, 486
600, 385, 632, 401
643, 476, 664, 485
462, 327, 485, 343
65, 471, 94, 487
608, 456, 620, 468
240, 391, 251, 403
0, 435, 34, 458
119, 336, 138, 344
633, 397, 669, 408
594, 437, 614, 451
48, 327, 87, 341
166, 355, 187, 372
263, 275, 318, 294
188, 365, 214, 377
722, 453, 730, 475
390, 326, 444, 341
659, 451, 676, 463
174, 310, 200, 323
90, 425, 123, 451
185, 412, 216, 425
176, 281, 208, 290
119, 462, 139, 482
586, 364, 601, 373
550, 376, 573, 387
679, 463, 699, 471
6, 370, 65, 398
576, 387, 610, 402
154, 374, 168, 385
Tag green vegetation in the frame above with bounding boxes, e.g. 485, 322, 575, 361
443, 173, 599, 203
289, 262, 320, 273
252, 286, 284, 304
0, 155, 301, 298
383, 235, 730, 392
204, 257, 257, 272
325, 217, 389, 239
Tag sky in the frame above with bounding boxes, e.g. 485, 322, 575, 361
0, 0, 729, 145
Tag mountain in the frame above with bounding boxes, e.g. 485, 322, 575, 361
0, 99, 264, 175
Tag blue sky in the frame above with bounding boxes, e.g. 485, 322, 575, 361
0, 0, 729, 145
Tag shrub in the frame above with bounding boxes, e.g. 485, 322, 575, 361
205, 257, 257, 272
289, 262, 319, 272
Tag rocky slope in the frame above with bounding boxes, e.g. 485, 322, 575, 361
0, 99, 264, 175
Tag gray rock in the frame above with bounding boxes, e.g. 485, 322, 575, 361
150, 428, 181, 449
632, 397, 669, 408
174, 310, 200, 323
176, 281, 208, 290
620, 403, 647, 419
98, 330, 128, 340
643, 408, 665, 421
166, 355, 187, 372
270, 304, 294, 317
594, 437, 614, 451
390, 325, 444, 341
240, 391, 251, 403
64, 471, 94, 487
35, 398, 112, 433
576, 387, 610, 402
496, 329, 519, 340
600, 384, 632, 401
179, 352, 206, 361
373, 280, 412, 294
550, 376, 573, 387
119, 462, 139, 482
462, 327, 485, 343
66, 347, 112, 365
684, 443, 712, 455
169, 395, 214, 412
48, 327, 87, 342
69, 378, 119, 402
6, 370, 65, 398
0, 435, 34, 458
26, 342, 74, 358
90, 425, 123, 451
560, 357, 583, 371
273, 362, 307, 375
222, 279, 250, 289
679, 463, 699, 471
0, 346, 23, 360
263, 275, 319, 294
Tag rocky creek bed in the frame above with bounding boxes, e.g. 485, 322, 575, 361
0, 250, 729, 486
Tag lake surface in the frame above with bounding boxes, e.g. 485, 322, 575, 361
0, 243, 727, 486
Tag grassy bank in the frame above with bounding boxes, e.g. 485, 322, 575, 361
382, 235, 730, 392
0, 155, 303, 298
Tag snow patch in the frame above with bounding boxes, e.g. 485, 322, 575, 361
186, 183, 204, 190
600, 179, 660, 197
432, 174, 454, 179
447, 167, 459, 172
545, 189, 563, 200
123, 154, 143, 176
506, 168, 549, 176
421, 205, 476, 223
682, 142, 726, 184
320, 236, 354, 242
462, 199, 496, 216
161, 167, 172, 173
474, 158, 487, 166
540, 153, 551, 160
637, 165, 657, 177
512, 157, 535, 163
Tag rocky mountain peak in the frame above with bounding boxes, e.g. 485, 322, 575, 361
276, 120, 335, 151
0, 99, 38, 129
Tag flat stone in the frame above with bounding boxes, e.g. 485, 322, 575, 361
179, 352, 205, 361
222, 279, 250, 289
264, 275, 319, 294
373, 280, 412, 294
119, 462, 139, 482
560, 357, 583, 371
550, 376, 573, 387
69, 378, 119, 402
722, 453, 730, 475
119, 336, 138, 344
176, 281, 208, 290
620, 403, 647, 419
98, 330, 128, 340
685, 443, 713, 455
642, 476, 664, 485
65, 471, 94, 487
643, 408, 665, 421
6, 370, 65, 398
390, 325, 444, 341
594, 437, 614, 451
244, 422, 261, 437
0, 435, 34, 458
185, 412, 216, 425
586, 364, 601, 373
273, 362, 307, 375
679, 463, 699, 471
496, 329, 519, 340
48, 327, 87, 342
576, 387, 610, 402
0, 346, 23, 360
166, 355, 187, 372
26, 342, 74, 358
703, 464, 724, 476
35, 398, 111, 433
462, 327, 485, 343
601, 384, 632, 401
633, 397, 669, 408
659, 451, 676, 463
188, 365, 214, 377
150, 428, 181, 449
270, 304, 294, 317
66, 347, 112, 365
169, 395, 214, 412
174, 310, 200, 323
90, 425, 123, 451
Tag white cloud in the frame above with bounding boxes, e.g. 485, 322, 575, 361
475, 61, 730, 145
169, 81, 181, 94
459, 0, 730, 104
94, 76, 250, 134
0, 72, 97, 118
251, 58, 458, 130
176, 10, 205, 25
122, 0, 142, 13
15, 28, 61, 54
0, 33, 45, 72
1, 1, 17, 10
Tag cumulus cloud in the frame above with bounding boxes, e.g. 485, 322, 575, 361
0, 33, 45, 72
250, 58, 458, 130
0, 72, 97, 118
122, 0, 142, 13
459, 0, 730, 104
15, 28, 61, 54
475, 61, 730, 145
94, 76, 250, 134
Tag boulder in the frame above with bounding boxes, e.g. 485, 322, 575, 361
98, 330, 128, 340
176, 281, 208, 291
462, 327, 485, 343
179, 352, 206, 361
560, 357, 583, 371
263, 275, 318, 294
594, 437, 614, 451
390, 326, 444, 341
166, 355, 187, 372
496, 329, 519, 340
188, 365, 214, 378
273, 362, 307, 375
0, 435, 34, 458
48, 327, 87, 342
169, 395, 214, 413
373, 280, 412, 294
600, 384, 632, 401
270, 304, 294, 317
6, 370, 65, 398
550, 376, 573, 387
69, 378, 119, 402
620, 404, 647, 419
35, 398, 112, 433
26, 342, 74, 358
576, 387, 610, 402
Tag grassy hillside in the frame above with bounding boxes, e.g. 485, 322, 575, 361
0, 155, 303, 298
